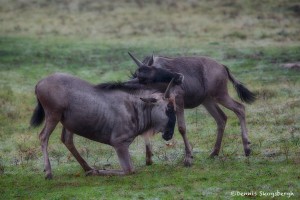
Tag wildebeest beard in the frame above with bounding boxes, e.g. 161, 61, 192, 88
162, 103, 176, 141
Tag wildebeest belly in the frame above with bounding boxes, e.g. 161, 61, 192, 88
181, 78, 206, 108
61, 120, 113, 145
183, 95, 205, 108
61, 106, 114, 145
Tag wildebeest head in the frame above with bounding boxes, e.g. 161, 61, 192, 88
140, 78, 177, 141
128, 52, 184, 85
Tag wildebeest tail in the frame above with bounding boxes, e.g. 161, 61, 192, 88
30, 99, 45, 127
224, 65, 256, 104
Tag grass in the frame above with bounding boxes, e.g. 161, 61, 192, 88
0, 0, 300, 199
1, 160, 297, 199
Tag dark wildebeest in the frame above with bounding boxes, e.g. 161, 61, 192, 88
30, 73, 177, 179
128, 52, 256, 166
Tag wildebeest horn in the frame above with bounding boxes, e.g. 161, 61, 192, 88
164, 78, 175, 99
151, 53, 154, 64
128, 52, 143, 68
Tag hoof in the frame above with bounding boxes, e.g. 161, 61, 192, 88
184, 157, 193, 167
83, 167, 94, 172
146, 160, 153, 166
45, 173, 53, 180
85, 169, 98, 176
209, 154, 218, 159
245, 148, 251, 157
209, 150, 219, 158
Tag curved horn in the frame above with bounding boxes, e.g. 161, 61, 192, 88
150, 53, 154, 65
164, 78, 175, 99
128, 52, 143, 68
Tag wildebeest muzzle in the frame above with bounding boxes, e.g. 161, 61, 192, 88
162, 103, 176, 141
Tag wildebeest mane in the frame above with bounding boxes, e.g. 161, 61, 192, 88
96, 81, 144, 91
95, 81, 163, 96
142, 55, 174, 65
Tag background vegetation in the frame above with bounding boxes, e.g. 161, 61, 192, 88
0, 0, 299, 199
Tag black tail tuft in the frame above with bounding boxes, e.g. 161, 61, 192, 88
30, 100, 45, 127
224, 65, 256, 104
234, 83, 256, 104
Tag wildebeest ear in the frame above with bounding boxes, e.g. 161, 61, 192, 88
148, 53, 154, 65
140, 97, 158, 104
143, 53, 154, 66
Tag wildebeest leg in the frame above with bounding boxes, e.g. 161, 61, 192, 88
61, 127, 93, 172
86, 145, 134, 176
115, 145, 135, 174
217, 95, 251, 156
144, 137, 153, 165
176, 100, 193, 166
39, 118, 59, 179
203, 100, 227, 157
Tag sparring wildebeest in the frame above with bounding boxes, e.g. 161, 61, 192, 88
30, 73, 177, 179
128, 52, 256, 166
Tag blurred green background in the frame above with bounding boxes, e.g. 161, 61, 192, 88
0, 0, 299, 199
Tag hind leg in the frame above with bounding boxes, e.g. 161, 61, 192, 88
217, 94, 251, 156
39, 118, 59, 179
61, 128, 93, 172
203, 100, 227, 157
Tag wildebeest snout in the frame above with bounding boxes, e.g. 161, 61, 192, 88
162, 131, 173, 141
162, 103, 176, 141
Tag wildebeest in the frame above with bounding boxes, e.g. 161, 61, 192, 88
30, 73, 177, 179
128, 52, 256, 166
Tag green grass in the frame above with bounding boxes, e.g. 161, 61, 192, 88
1, 159, 298, 199
1, 0, 300, 199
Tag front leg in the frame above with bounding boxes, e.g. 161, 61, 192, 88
145, 137, 153, 166
115, 145, 135, 174
86, 144, 135, 176
176, 99, 193, 167
142, 131, 154, 166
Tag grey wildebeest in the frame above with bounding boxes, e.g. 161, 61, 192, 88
128, 52, 256, 166
30, 73, 177, 179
